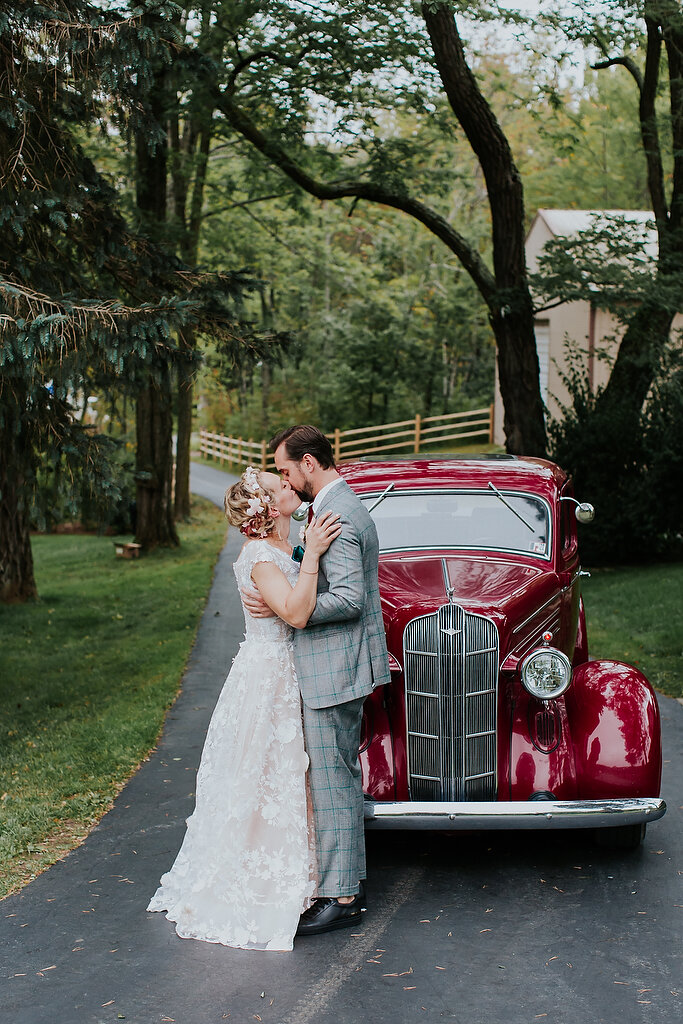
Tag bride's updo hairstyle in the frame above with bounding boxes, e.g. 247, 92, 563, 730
224, 466, 280, 539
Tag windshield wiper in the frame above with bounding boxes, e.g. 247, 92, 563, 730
487, 481, 535, 533
366, 482, 395, 513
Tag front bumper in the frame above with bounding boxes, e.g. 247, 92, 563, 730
363, 797, 666, 830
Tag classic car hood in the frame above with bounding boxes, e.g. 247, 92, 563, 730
379, 552, 559, 657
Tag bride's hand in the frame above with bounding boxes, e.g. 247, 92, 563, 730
305, 510, 342, 556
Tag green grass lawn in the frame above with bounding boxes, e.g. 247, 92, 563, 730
582, 562, 683, 699
0, 499, 227, 897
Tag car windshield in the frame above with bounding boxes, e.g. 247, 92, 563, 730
360, 489, 550, 557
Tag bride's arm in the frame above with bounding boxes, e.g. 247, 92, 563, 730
250, 512, 340, 629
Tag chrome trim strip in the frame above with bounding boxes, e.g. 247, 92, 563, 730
364, 797, 667, 830
512, 593, 561, 634
508, 613, 562, 662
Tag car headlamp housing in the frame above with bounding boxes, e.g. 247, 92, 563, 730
520, 647, 572, 700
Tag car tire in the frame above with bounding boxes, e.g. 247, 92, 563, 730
595, 823, 646, 850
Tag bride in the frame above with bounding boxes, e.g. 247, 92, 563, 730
147, 466, 341, 951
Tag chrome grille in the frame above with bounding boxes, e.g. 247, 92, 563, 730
404, 604, 499, 801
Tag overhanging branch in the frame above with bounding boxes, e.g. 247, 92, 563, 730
214, 92, 498, 307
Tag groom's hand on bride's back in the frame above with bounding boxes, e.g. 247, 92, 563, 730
241, 586, 275, 618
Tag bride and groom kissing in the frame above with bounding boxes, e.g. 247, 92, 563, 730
147, 424, 391, 951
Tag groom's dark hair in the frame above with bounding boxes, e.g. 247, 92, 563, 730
270, 424, 335, 469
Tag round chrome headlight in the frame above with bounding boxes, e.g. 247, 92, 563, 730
520, 647, 572, 700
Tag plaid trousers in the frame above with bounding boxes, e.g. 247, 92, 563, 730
303, 696, 366, 898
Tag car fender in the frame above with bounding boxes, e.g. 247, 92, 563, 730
565, 660, 662, 798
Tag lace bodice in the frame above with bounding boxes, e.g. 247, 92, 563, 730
233, 540, 299, 643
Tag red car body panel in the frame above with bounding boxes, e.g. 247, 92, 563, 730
339, 457, 664, 829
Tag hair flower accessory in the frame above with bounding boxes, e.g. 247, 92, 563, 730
238, 465, 280, 538
243, 465, 261, 494
246, 496, 264, 516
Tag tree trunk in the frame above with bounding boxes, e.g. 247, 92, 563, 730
0, 410, 37, 602
135, 366, 179, 549
492, 306, 548, 455
174, 345, 194, 521
422, 3, 547, 456
261, 359, 271, 438
596, 297, 676, 427
173, 128, 211, 519
134, 64, 178, 547
590, 7, 683, 434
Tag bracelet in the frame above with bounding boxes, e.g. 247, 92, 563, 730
299, 566, 318, 574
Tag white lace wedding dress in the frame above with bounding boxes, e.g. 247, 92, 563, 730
147, 540, 317, 951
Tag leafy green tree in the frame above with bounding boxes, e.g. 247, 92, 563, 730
194, 139, 495, 439
0, 1, 251, 600
188, 0, 547, 455
538, 0, 683, 436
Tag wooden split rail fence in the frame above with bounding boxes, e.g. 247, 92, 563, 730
199, 405, 494, 472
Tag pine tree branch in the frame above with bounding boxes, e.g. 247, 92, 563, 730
0, 279, 179, 339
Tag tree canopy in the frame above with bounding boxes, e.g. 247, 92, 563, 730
3, 1, 681, 599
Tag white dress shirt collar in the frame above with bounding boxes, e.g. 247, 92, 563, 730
312, 477, 343, 513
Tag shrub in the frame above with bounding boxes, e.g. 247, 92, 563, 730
548, 345, 683, 564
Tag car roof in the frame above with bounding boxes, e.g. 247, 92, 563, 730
339, 454, 568, 499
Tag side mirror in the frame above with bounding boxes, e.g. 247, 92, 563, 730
575, 503, 595, 524
560, 495, 595, 524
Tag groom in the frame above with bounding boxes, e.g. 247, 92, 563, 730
270, 424, 390, 934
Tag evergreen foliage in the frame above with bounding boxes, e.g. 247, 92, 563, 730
0, 2, 261, 600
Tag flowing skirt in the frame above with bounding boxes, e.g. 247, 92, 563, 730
147, 638, 316, 951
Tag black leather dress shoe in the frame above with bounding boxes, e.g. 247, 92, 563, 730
296, 895, 362, 936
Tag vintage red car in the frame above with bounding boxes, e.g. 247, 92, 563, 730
341, 455, 666, 848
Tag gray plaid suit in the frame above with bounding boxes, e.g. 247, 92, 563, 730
294, 479, 390, 897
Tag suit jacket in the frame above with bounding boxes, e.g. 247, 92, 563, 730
294, 479, 391, 710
